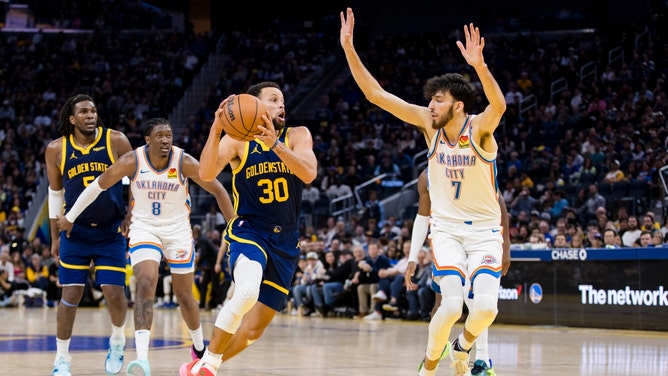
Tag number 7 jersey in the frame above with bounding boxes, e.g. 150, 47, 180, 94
130, 145, 190, 226
232, 128, 303, 225
427, 115, 501, 227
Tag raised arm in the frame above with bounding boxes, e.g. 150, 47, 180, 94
340, 7, 433, 134
199, 98, 238, 182
456, 23, 506, 150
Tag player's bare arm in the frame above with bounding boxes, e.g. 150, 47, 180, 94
182, 153, 235, 221
269, 125, 317, 184
456, 23, 506, 152
340, 7, 433, 138
199, 100, 238, 182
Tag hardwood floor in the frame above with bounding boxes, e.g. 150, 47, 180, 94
1, 306, 667, 375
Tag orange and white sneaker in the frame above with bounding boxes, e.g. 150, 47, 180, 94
179, 360, 215, 376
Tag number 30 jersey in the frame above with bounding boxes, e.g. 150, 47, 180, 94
130, 145, 190, 226
232, 128, 303, 226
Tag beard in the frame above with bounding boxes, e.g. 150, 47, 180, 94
273, 116, 285, 131
431, 106, 454, 130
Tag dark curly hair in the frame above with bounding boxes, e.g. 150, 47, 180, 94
57, 94, 104, 136
423, 73, 477, 113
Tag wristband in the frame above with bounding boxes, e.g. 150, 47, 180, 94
270, 139, 280, 150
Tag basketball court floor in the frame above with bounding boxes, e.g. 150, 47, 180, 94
1, 306, 666, 375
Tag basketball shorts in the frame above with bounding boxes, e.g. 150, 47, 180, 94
224, 216, 300, 311
128, 219, 194, 275
59, 220, 127, 287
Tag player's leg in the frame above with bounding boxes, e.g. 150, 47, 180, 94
420, 228, 467, 375
164, 223, 207, 360
125, 226, 163, 375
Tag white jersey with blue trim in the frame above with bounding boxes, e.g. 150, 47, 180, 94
426, 115, 501, 227
130, 145, 190, 226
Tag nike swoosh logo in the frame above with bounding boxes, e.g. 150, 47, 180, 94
492, 229, 500, 233
140, 170, 150, 174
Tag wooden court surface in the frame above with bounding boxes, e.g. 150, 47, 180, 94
1, 306, 667, 375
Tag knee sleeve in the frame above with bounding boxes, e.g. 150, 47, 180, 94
214, 258, 261, 333
465, 274, 500, 337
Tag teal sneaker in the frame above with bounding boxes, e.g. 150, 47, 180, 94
470, 359, 495, 376
417, 341, 452, 374
105, 340, 125, 374
126, 359, 150, 376
52, 356, 71, 376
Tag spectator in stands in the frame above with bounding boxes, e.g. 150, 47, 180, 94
291, 251, 323, 316
351, 239, 390, 318
603, 159, 626, 183
641, 213, 661, 232
553, 233, 569, 248
638, 231, 653, 247
325, 176, 353, 200
25, 253, 49, 291
202, 205, 226, 234
652, 231, 665, 246
302, 183, 321, 212
361, 190, 384, 227
579, 184, 606, 224
622, 216, 642, 246
510, 187, 537, 217
311, 249, 356, 317
603, 228, 621, 248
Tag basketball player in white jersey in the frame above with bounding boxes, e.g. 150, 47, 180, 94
406, 168, 510, 375
57, 118, 234, 376
341, 8, 507, 375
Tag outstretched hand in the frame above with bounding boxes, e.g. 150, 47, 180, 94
340, 7, 354, 48
455, 23, 486, 69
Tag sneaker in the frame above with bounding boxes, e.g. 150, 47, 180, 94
179, 359, 215, 376
417, 341, 451, 374
372, 290, 388, 301
382, 302, 399, 312
190, 344, 205, 361
126, 359, 151, 376
105, 340, 125, 374
363, 311, 383, 321
52, 356, 71, 376
449, 339, 471, 376
470, 359, 495, 376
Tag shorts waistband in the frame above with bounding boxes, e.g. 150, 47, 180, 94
236, 216, 299, 233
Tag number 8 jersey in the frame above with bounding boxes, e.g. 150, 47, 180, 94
130, 145, 190, 226
232, 128, 303, 226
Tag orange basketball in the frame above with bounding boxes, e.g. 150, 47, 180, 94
220, 94, 267, 141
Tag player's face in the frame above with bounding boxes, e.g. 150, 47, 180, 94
70, 100, 98, 137
258, 87, 286, 130
147, 124, 173, 159
429, 92, 457, 129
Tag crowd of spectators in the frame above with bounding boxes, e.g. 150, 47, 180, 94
1, 2, 667, 319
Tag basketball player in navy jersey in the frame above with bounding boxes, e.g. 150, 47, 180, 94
57, 118, 233, 376
180, 81, 317, 376
341, 8, 507, 376
45, 94, 132, 376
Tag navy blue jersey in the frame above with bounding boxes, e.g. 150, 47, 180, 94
232, 128, 303, 226
61, 127, 125, 227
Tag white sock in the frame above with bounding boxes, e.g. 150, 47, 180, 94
458, 333, 473, 351
189, 326, 205, 351
135, 329, 151, 360
110, 323, 126, 344
55, 338, 71, 362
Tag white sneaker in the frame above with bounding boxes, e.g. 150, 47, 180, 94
363, 311, 382, 321
372, 290, 387, 301
449, 340, 471, 376
52, 356, 71, 376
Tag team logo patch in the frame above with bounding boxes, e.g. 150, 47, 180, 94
175, 249, 187, 260
458, 135, 470, 148
168, 168, 177, 179
481, 255, 496, 264
93, 146, 106, 152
